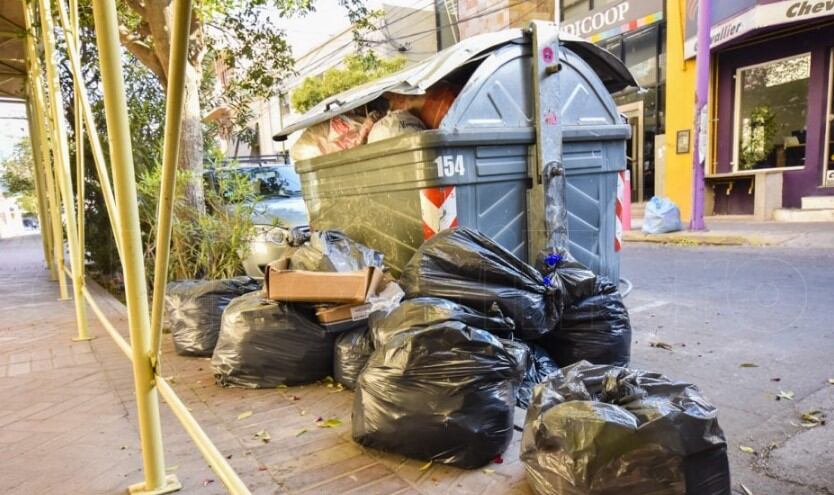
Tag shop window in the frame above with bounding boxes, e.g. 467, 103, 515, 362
825, 50, 834, 186
733, 53, 811, 171
623, 27, 658, 89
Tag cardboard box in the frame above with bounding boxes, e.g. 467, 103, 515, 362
264, 258, 383, 304
315, 302, 375, 324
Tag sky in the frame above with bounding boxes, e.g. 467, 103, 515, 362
0, 100, 28, 164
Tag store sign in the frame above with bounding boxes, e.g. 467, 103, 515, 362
561, 0, 664, 42
684, 0, 834, 58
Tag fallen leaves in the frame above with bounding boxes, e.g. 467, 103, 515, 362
482, 468, 495, 475
166, 465, 179, 473
799, 410, 826, 428
739, 363, 758, 368
419, 460, 433, 471
828, 378, 834, 385
649, 341, 673, 351
253, 429, 271, 443
316, 418, 343, 428
296, 428, 308, 437
776, 390, 795, 401
739, 483, 753, 495
202, 479, 215, 487
738, 445, 756, 455
237, 410, 253, 421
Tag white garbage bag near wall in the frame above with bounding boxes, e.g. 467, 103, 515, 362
642, 196, 683, 234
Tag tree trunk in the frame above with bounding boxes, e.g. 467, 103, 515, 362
179, 62, 205, 212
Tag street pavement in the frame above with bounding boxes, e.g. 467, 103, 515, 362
623, 243, 834, 495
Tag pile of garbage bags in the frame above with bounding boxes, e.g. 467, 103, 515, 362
165, 276, 260, 356
521, 361, 731, 495
212, 292, 335, 387
289, 230, 384, 272
333, 326, 374, 390
400, 228, 560, 340
352, 300, 521, 468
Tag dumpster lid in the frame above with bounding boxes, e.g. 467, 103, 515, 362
274, 29, 637, 141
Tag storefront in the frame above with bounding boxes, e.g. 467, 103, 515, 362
685, 0, 834, 213
561, 0, 666, 203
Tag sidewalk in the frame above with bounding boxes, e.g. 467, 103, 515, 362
0, 235, 529, 495
625, 216, 834, 248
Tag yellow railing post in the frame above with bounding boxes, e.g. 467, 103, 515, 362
22, 4, 68, 298
24, 92, 56, 279
34, 0, 91, 341
54, 0, 123, 260
88, 0, 180, 491
149, 0, 193, 358
70, 0, 85, 280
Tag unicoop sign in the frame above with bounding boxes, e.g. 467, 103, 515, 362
562, 2, 630, 37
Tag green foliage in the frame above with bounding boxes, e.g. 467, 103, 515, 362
291, 52, 407, 112
740, 105, 778, 170
137, 165, 257, 282
0, 138, 38, 214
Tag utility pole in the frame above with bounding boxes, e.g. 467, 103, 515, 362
690, 0, 711, 231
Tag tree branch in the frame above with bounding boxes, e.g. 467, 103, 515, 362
118, 25, 166, 83
124, 0, 146, 17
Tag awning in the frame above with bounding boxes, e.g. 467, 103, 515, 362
0, 1, 27, 100
274, 29, 637, 141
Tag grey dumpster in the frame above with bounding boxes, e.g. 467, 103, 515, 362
274, 29, 635, 283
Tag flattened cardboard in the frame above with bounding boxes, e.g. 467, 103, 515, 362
265, 258, 383, 304
315, 302, 373, 324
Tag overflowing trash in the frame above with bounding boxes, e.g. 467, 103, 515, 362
385, 81, 462, 129
542, 277, 632, 367
521, 361, 731, 495
367, 109, 425, 143
289, 230, 384, 273
165, 276, 260, 356
333, 326, 374, 390
212, 292, 335, 387
643, 196, 684, 234
400, 228, 559, 340
290, 112, 380, 161
352, 313, 522, 468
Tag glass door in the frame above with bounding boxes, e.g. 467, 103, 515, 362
619, 102, 644, 202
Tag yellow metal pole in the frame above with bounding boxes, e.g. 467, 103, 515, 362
54, 0, 123, 260
24, 93, 56, 279
23, 5, 68, 299
71, 0, 85, 276
89, 0, 179, 491
35, 0, 91, 341
149, 0, 193, 357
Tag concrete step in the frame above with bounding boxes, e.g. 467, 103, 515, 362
773, 208, 834, 222
802, 196, 834, 210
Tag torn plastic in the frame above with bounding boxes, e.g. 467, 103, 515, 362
289, 230, 384, 272
536, 248, 597, 306
333, 326, 374, 390
369, 297, 515, 348
165, 276, 261, 357
212, 292, 335, 387
516, 343, 559, 409
367, 109, 425, 143
521, 361, 731, 495
543, 277, 632, 367
400, 228, 559, 340
352, 309, 523, 469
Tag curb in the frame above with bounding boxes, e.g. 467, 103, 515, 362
624, 231, 772, 247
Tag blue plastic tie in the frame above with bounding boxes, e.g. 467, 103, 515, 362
545, 253, 563, 267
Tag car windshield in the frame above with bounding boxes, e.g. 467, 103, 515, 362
216, 166, 302, 198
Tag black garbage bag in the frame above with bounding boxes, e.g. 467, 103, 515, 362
290, 230, 384, 272
400, 228, 559, 340
165, 276, 261, 356
368, 297, 516, 348
516, 343, 559, 409
333, 326, 374, 390
542, 277, 631, 367
535, 248, 597, 306
352, 305, 523, 469
212, 292, 334, 387
521, 361, 731, 495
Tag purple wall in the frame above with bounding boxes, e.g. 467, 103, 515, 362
715, 22, 834, 209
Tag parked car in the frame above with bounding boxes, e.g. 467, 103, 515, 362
204, 159, 309, 278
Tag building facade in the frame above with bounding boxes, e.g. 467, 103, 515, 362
665, 0, 834, 220
560, 0, 666, 203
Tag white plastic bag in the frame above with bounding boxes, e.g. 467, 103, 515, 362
290, 113, 378, 161
642, 196, 683, 234
367, 110, 426, 143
